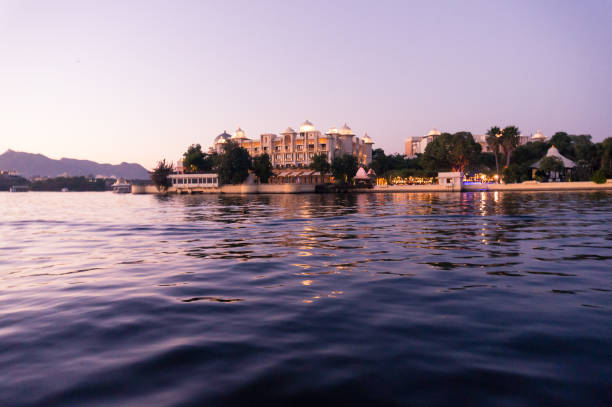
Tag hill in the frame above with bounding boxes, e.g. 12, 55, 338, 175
0, 149, 150, 179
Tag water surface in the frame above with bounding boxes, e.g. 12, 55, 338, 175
1, 191, 611, 406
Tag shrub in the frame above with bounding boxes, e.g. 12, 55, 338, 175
591, 169, 607, 184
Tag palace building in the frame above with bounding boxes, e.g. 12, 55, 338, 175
210, 120, 374, 168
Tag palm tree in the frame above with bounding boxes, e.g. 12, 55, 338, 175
500, 126, 520, 168
486, 126, 502, 174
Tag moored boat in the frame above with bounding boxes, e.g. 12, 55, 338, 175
112, 178, 131, 193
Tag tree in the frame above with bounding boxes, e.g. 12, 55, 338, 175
592, 168, 607, 184
217, 141, 251, 185
151, 159, 173, 192
539, 156, 564, 176
252, 153, 273, 183
500, 126, 520, 168
549, 132, 574, 159
183, 144, 214, 172
486, 126, 502, 174
450, 132, 481, 172
309, 153, 331, 175
421, 132, 480, 172
599, 137, 612, 176
331, 154, 358, 184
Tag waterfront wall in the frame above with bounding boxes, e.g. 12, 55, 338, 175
371, 184, 461, 193
132, 184, 316, 194
463, 180, 612, 192
133, 180, 612, 194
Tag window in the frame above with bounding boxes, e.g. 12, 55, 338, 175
296, 145, 303, 150
263, 147, 268, 152
285, 153, 292, 160
319, 144, 326, 150
308, 153, 314, 158
308, 144, 315, 150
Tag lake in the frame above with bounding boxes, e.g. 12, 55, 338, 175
1, 191, 611, 406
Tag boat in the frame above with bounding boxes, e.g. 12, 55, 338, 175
111, 178, 131, 193
61, 187, 69, 192
9, 186, 28, 192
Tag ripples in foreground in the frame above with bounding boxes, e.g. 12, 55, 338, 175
1, 191, 611, 406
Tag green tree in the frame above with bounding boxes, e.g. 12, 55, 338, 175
549, 132, 574, 159
217, 141, 251, 185
486, 126, 502, 174
599, 137, 612, 176
331, 154, 358, 184
591, 168, 607, 184
422, 132, 480, 172
183, 144, 215, 172
309, 153, 331, 175
539, 156, 564, 176
151, 159, 173, 192
500, 126, 520, 168
183, 144, 205, 172
252, 153, 273, 183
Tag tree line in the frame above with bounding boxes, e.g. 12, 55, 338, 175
369, 128, 611, 183
152, 130, 611, 190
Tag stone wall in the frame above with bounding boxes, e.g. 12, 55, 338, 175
463, 180, 612, 192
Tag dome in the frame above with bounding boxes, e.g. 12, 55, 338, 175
427, 128, 441, 136
214, 131, 232, 144
532, 130, 546, 141
339, 123, 354, 136
299, 120, 315, 132
232, 127, 247, 140
362, 133, 374, 144
282, 127, 296, 134
217, 137, 227, 144
326, 126, 339, 135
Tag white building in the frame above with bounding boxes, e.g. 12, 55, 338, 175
405, 128, 441, 157
212, 120, 374, 168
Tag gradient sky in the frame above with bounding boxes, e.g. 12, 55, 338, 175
1, 0, 611, 169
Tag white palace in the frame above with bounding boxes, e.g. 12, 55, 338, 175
209, 120, 374, 168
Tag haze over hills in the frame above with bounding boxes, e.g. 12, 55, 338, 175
0, 149, 150, 179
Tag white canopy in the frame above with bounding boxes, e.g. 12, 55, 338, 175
354, 167, 370, 180
531, 146, 576, 169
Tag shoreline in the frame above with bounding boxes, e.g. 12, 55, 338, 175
131, 180, 612, 195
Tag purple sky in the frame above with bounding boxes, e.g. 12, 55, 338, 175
1, 0, 611, 168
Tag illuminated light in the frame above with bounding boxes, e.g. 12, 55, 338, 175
302, 280, 313, 286
298, 251, 312, 257
303, 299, 313, 303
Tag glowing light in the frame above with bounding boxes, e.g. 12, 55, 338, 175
302, 280, 313, 286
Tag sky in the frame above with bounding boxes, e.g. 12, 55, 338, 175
1, 0, 611, 169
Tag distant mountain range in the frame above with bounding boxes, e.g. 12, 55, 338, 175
0, 149, 150, 179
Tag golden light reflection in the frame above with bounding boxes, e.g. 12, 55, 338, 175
302, 279, 313, 286
298, 251, 312, 257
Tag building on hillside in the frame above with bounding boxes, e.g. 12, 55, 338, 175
405, 128, 440, 157
211, 121, 374, 168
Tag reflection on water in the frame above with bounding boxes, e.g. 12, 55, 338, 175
0, 191, 611, 406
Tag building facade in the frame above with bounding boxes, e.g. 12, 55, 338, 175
212, 120, 374, 168
405, 128, 441, 157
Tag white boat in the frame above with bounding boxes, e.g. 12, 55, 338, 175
111, 178, 131, 193
61, 187, 69, 192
